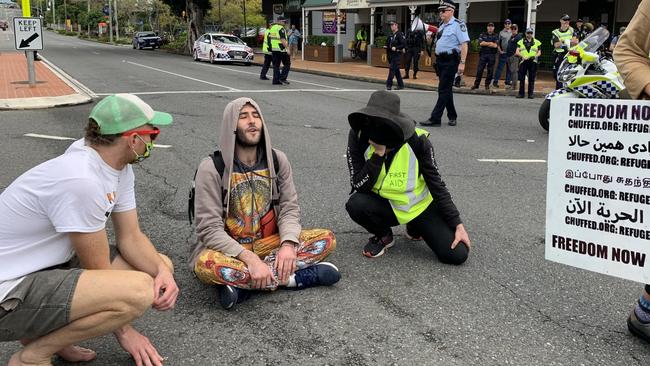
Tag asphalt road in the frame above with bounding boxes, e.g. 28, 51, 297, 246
0, 31, 649, 365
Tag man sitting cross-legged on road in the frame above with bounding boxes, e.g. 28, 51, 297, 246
191, 97, 340, 310
0, 94, 179, 366
345, 90, 471, 263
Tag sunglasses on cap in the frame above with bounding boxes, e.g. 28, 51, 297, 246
122, 127, 160, 141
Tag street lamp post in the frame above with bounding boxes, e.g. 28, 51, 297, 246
243, 0, 246, 38
114, 0, 119, 39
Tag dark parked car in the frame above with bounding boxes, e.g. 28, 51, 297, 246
132, 31, 162, 50
0, 20, 8, 31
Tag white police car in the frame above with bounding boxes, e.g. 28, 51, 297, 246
193, 33, 254, 66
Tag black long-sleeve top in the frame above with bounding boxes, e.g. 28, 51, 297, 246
346, 129, 462, 228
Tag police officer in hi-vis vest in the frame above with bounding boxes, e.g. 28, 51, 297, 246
269, 17, 291, 85
551, 14, 574, 89
259, 23, 272, 80
346, 90, 471, 262
420, 1, 469, 127
515, 28, 542, 99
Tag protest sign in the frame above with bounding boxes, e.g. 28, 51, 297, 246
546, 98, 650, 284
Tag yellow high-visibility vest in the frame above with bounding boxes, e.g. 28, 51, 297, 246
364, 128, 434, 224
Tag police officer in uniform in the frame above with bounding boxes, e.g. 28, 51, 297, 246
385, 21, 406, 90
403, 27, 425, 80
420, 1, 469, 127
471, 22, 499, 91
551, 14, 574, 89
515, 28, 542, 99
260, 23, 272, 80
269, 17, 290, 85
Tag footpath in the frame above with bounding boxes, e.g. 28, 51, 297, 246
0, 51, 93, 110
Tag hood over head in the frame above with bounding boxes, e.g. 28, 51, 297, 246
218, 97, 277, 208
348, 90, 416, 148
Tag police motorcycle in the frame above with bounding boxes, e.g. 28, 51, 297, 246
538, 27, 625, 131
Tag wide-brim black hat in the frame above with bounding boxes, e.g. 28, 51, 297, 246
348, 90, 415, 148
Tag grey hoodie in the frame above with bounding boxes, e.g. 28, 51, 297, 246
190, 98, 301, 268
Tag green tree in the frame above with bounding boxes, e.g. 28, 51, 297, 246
162, 0, 211, 53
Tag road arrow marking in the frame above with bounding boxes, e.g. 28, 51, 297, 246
19, 32, 39, 48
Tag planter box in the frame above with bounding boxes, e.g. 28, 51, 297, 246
369, 46, 408, 68
304, 45, 335, 62
418, 54, 435, 72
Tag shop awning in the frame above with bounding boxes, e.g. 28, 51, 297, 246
302, 0, 336, 10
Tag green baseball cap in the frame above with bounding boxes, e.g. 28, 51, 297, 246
89, 94, 173, 135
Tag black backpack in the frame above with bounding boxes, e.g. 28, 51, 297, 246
188, 149, 280, 224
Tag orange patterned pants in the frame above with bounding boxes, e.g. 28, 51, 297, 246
194, 229, 336, 290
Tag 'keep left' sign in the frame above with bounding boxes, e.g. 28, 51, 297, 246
13, 17, 43, 51
546, 98, 650, 284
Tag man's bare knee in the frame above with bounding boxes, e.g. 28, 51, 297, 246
122, 272, 154, 317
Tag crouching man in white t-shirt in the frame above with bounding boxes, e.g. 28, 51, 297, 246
0, 94, 179, 366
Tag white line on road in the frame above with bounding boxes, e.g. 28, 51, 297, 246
477, 159, 547, 163
126, 61, 239, 91
94, 89, 432, 96
197, 62, 342, 90
23, 133, 173, 148
24, 133, 75, 141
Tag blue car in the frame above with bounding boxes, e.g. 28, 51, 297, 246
132, 31, 162, 50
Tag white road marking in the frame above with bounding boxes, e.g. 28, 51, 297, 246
477, 159, 546, 163
126, 61, 239, 91
24, 133, 75, 141
23, 133, 173, 148
94, 89, 430, 96
196, 62, 342, 89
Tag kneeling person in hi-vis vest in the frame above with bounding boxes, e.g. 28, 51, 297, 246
345, 91, 471, 262
191, 97, 340, 310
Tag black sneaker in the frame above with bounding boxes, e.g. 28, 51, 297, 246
516, 94, 524, 98
470, 85, 479, 90
293, 262, 341, 289
528, 95, 534, 99
216, 285, 250, 310
419, 119, 441, 127
448, 119, 457, 126
403, 74, 409, 79
362, 233, 394, 258
492, 83, 500, 88
281, 80, 290, 85
628, 307, 650, 343
395, 86, 404, 90
260, 76, 269, 80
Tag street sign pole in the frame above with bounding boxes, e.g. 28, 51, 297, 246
108, 0, 113, 43
21, 0, 36, 86
22, 0, 31, 16
26, 50, 36, 86
14, 17, 44, 86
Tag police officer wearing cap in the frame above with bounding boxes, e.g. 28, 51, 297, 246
420, 0, 469, 127
269, 16, 291, 85
471, 22, 499, 91
551, 14, 574, 89
516, 28, 541, 99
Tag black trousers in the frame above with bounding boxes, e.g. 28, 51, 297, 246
260, 54, 272, 78
430, 56, 459, 123
553, 51, 566, 89
404, 48, 421, 76
272, 51, 291, 83
386, 54, 404, 89
518, 60, 537, 97
474, 53, 496, 87
345, 192, 468, 265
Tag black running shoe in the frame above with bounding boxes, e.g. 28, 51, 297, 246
216, 285, 250, 310
362, 232, 394, 258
